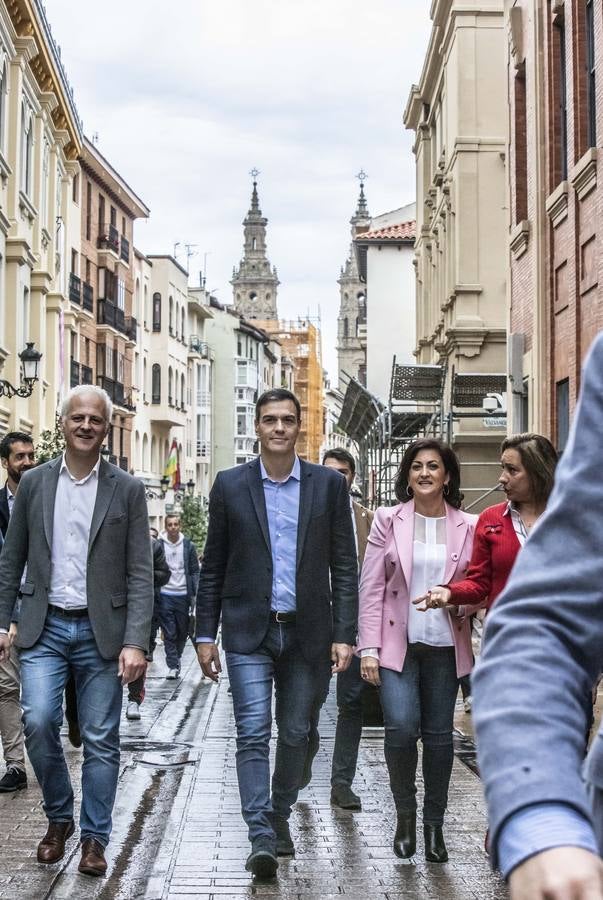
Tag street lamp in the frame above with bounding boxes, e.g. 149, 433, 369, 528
0, 342, 42, 398
160, 476, 170, 496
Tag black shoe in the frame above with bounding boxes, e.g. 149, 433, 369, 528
245, 840, 278, 879
299, 726, 320, 790
271, 815, 295, 856
424, 824, 448, 863
0, 766, 27, 792
330, 784, 362, 810
67, 719, 82, 749
393, 812, 416, 859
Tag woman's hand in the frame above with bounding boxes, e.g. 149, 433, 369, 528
360, 655, 381, 686
413, 586, 452, 611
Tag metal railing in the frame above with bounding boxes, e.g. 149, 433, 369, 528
120, 235, 130, 264
82, 281, 94, 312
98, 223, 119, 253
465, 483, 503, 512
69, 273, 81, 305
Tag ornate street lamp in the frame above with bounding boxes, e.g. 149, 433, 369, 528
160, 476, 170, 496
186, 478, 195, 496
0, 342, 42, 398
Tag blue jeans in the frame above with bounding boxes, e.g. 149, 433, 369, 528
226, 621, 331, 843
19, 609, 122, 846
379, 643, 458, 825
158, 593, 190, 670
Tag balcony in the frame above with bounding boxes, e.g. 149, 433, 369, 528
189, 336, 214, 360
125, 316, 137, 343
96, 375, 126, 408
196, 390, 211, 409
97, 299, 127, 336
196, 441, 211, 459
97, 223, 119, 254
69, 273, 81, 305
120, 234, 130, 264
82, 281, 94, 312
70, 360, 94, 388
150, 396, 187, 427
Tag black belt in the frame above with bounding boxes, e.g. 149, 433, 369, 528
270, 610, 296, 624
48, 604, 89, 619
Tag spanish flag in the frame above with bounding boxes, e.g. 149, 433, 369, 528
164, 439, 180, 488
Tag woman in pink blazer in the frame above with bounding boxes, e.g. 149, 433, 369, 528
358, 439, 476, 864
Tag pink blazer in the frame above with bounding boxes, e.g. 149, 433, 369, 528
357, 500, 478, 678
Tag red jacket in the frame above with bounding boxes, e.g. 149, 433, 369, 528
448, 502, 520, 610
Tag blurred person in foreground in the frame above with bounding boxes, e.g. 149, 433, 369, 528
472, 332, 603, 899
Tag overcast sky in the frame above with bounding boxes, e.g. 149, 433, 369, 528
44, 0, 431, 379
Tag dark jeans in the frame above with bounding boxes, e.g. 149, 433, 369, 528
379, 642, 458, 826
158, 593, 189, 670
331, 655, 367, 789
226, 621, 331, 844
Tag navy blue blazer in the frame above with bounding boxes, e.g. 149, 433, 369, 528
195, 457, 358, 661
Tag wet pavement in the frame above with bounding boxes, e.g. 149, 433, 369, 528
0, 644, 507, 899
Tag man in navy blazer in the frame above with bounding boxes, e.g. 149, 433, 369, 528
196, 388, 358, 879
473, 332, 603, 899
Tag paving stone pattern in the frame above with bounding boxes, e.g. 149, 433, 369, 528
156, 678, 508, 900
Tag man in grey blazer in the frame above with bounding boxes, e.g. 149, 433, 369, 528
0, 385, 153, 878
473, 332, 603, 899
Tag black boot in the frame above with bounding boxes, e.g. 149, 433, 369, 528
393, 812, 416, 858
424, 824, 448, 863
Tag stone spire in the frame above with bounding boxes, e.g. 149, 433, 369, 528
337, 174, 370, 390
231, 170, 279, 320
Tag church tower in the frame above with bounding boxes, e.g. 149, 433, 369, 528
337, 174, 371, 390
231, 173, 279, 320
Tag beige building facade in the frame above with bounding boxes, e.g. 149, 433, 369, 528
0, 0, 83, 438
404, 0, 508, 506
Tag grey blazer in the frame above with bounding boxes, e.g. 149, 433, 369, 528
0, 456, 154, 659
473, 331, 603, 865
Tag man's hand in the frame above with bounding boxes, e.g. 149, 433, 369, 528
196, 642, 222, 682
331, 643, 353, 673
360, 655, 381, 686
509, 847, 603, 899
0, 633, 10, 663
118, 647, 147, 686
7, 623, 17, 646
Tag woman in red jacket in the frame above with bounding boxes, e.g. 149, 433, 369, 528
414, 433, 558, 613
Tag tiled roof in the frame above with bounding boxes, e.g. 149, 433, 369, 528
357, 221, 416, 242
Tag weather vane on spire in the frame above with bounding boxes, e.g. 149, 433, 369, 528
356, 169, 368, 187
250, 167, 260, 182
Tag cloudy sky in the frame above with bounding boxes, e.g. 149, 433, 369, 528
45, 0, 432, 379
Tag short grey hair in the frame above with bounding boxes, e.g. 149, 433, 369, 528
60, 385, 113, 423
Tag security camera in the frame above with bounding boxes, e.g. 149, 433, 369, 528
482, 395, 499, 414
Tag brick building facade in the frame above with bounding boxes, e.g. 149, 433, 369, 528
507, 0, 603, 448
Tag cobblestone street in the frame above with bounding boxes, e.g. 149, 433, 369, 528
0, 644, 507, 899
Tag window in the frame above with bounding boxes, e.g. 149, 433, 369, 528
552, 15, 568, 183
72, 171, 79, 204
151, 364, 161, 403
41, 141, 49, 225
556, 379, 570, 451
168, 366, 173, 405
117, 278, 126, 311
181, 307, 185, 341
586, 0, 596, 148
169, 296, 174, 335
514, 66, 528, 223
22, 286, 30, 345
20, 103, 33, 195
71, 248, 79, 276
343, 317, 349, 339
0, 61, 6, 152
99, 196, 105, 234
152, 292, 161, 331
86, 181, 92, 241
110, 205, 117, 227
143, 357, 147, 402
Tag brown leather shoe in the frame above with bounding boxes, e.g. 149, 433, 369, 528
78, 838, 107, 877
37, 820, 75, 864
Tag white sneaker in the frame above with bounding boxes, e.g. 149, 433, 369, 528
126, 701, 141, 720
166, 668, 180, 680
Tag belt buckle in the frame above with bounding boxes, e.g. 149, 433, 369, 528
275, 611, 285, 623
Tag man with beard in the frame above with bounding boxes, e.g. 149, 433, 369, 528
0, 432, 35, 793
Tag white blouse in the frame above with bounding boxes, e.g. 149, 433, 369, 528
361, 511, 454, 659
407, 513, 454, 647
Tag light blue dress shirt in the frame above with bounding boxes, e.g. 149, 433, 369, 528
259, 456, 300, 613
498, 802, 599, 878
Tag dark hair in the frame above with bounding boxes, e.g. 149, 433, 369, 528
394, 438, 463, 509
255, 388, 301, 422
0, 431, 34, 461
165, 513, 180, 524
500, 433, 558, 506
322, 447, 356, 476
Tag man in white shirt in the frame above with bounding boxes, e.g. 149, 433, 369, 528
159, 514, 199, 679
0, 386, 153, 878
0, 431, 35, 794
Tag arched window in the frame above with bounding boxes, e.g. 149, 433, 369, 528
143, 357, 147, 402
181, 373, 185, 408
168, 366, 173, 405
181, 307, 185, 342
151, 435, 157, 472
134, 431, 140, 469
142, 433, 149, 471
151, 363, 161, 403
169, 296, 174, 336
135, 278, 141, 320
20, 102, 33, 195
152, 292, 161, 332
0, 60, 6, 152
343, 317, 349, 339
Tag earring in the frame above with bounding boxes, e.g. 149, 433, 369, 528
443, 484, 449, 497
406, 486, 413, 497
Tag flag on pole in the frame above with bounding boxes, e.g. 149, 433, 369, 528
164, 439, 180, 488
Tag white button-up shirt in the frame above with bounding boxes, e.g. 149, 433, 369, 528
47, 455, 100, 610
